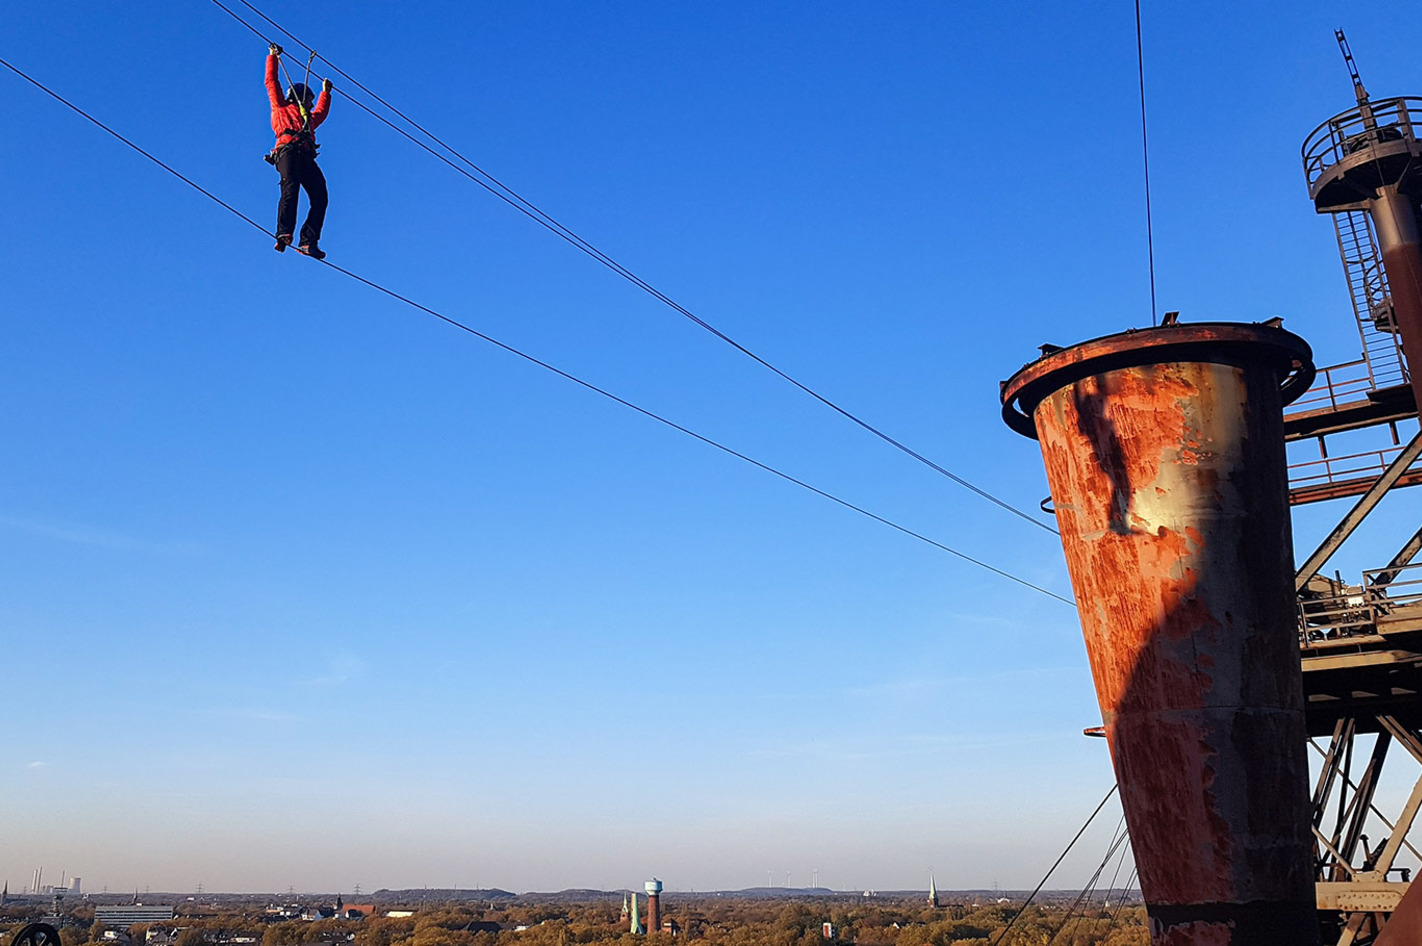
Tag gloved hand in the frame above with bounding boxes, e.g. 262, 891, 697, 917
269, 43, 283, 56
322, 77, 334, 92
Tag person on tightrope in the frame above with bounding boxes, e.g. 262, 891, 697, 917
265, 43, 332, 259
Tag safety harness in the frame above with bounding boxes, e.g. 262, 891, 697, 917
265, 123, 318, 164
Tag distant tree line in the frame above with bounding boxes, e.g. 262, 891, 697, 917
2, 896, 1148, 946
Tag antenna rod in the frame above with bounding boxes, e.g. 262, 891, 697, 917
1335, 29, 1376, 125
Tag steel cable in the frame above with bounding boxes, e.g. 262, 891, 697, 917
1083, 825, 1133, 941
209, 0, 1061, 536
989, 784, 1118, 946
0, 54, 1076, 608
1047, 817, 1130, 945
1134, 0, 1158, 328
1096, 866, 1139, 943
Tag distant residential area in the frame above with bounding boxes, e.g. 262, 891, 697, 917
0, 888, 1146, 946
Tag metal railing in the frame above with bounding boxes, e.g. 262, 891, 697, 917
1366, 560, 1422, 609
1303, 96, 1422, 189
1299, 561, 1422, 648
1299, 586, 1375, 648
1288, 443, 1420, 492
1286, 359, 1379, 416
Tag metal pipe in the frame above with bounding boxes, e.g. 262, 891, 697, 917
1002, 322, 1319, 945
1372, 188, 1422, 410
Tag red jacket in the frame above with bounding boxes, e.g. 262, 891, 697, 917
266, 53, 330, 151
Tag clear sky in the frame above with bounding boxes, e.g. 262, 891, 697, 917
4, 0, 1422, 896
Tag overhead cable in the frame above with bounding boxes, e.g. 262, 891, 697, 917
208, 0, 1060, 537
0, 54, 1075, 608
1134, 0, 1158, 327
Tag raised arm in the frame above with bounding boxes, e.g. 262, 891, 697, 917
264, 44, 284, 109
310, 77, 333, 128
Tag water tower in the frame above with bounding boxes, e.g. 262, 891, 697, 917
644, 879, 662, 934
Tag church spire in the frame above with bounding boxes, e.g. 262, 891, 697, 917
928, 871, 939, 908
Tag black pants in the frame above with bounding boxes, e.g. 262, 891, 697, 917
275, 147, 328, 245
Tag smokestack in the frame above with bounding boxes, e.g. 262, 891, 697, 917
1002, 322, 1319, 945
644, 879, 662, 934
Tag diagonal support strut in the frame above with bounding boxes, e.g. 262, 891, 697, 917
1297, 430, 1422, 591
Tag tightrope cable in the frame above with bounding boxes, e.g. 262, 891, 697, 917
0, 54, 1076, 608
209, 0, 1060, 536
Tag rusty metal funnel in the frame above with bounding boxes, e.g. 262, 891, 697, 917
1002, 322, 1319, 945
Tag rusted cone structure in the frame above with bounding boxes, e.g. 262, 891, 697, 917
1001, 322, 1319, 945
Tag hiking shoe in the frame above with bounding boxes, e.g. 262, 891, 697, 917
299, 243, 326, 260
274, 233, 293, 253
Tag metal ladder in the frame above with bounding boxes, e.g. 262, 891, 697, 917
1333, 208, 1408, 390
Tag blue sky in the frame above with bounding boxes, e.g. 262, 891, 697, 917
4, 0, 1422, 895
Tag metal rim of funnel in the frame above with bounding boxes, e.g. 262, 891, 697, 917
999, 321, 1316, 440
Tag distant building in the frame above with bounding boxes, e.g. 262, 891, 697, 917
384, 911, 415, 919
459, 922, 509, 935
644, 880, 662, 937
96, 906, 176, 929
629, 891, 644, 935
928, 873, 939, 909
822, 924, 835, 940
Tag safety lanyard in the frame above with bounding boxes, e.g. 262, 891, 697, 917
275, 49, 319, 131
